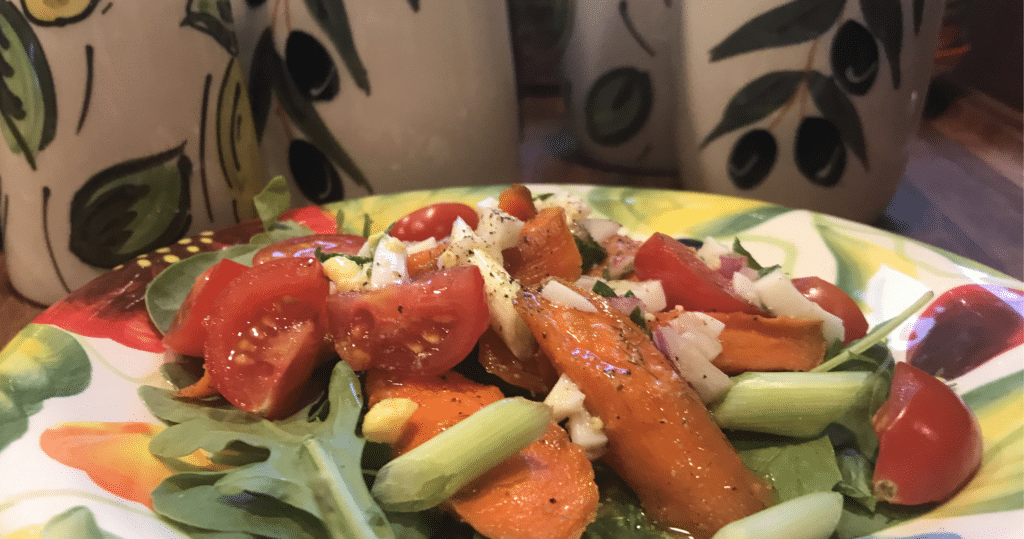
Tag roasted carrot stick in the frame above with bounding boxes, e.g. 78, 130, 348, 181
365, 370, 599, 539
655, 310, 827, 374
514, 284, 774, 538
503, 207, 583, 286
477, 328, 560, 395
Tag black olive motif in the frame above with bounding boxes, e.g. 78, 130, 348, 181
831, 20, 880, 96
288, 139, 345, 203
285, 31, 340, 101
728, 129, 777, 189
795, 117, 846, 187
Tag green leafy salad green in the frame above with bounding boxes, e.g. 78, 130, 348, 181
139, 182, 935, 539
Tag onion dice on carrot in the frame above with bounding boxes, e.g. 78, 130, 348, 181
515, 284, 774, 539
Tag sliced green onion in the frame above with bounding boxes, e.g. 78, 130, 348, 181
711, 491, 843, 539
371, 397, 552, 512
711, 371, 870, 437
813, 291, 934, 372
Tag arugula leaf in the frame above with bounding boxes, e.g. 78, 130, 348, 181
316, 250, 372, 266
834, 448, 876, 512
145, 363, 402, 539
574, 234, 607, 273
253, 176, 292, 232
731, 433, 841, 503
731, 238, 780, 277
591, 281, 617, 298
628, 307, 647, 332
825, 349, 894, 459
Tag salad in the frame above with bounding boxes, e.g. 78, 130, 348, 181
133, 181, 984, 539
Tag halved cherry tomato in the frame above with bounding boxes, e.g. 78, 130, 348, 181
389, 202, 479, 242
204, 257, 333, 419
633, 232, 766, 315
791, 276, 868, 345
498, 183, 537, 221
161, 258, 247, 357
325, 265, 489, 375
252, 233, 365, 264
871, 362, 983, 505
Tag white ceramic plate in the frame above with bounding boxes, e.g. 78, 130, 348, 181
0, 184, 1020, 538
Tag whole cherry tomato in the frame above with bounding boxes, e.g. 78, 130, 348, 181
871, 362, 983, 505
791, 276, 869, 345
634, 233, 766, 315
204, 257, 333, 419
389, 202, 479, 242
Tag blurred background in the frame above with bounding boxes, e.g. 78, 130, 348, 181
508, 0, 1022, 280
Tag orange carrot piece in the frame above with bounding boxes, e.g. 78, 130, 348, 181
654, 310, 827, 375
503, 207, 583, 286
365, 370, 599, 539
477, 328, 560, 395
406, 243, 447, 277
498, 183, 537, 221
515, 286, 773, 538
173, 370, 219, 399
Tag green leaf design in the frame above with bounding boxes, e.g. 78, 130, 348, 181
805, 71, 868, 169
41, 506, 123, 539
701, 70, 804, 148
216, 57, 264, 221
247, 29, 275, 141
709, 0, 845, 61
0, 1, 57, 170
69, 143, 193, 268
685, 204, 792, 238
860, 0, 903, 88
0, 323, 91, 453
304, 0, 371, 95
252, 29, 372, 194
584, 67, 653, 146
183, 0, 239, 55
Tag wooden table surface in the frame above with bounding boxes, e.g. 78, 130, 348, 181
1, 91, 1021, 351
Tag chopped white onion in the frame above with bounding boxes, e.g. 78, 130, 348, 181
369, 235, 409, 289
574, 276, 667, 312
539, 281, 598, 312
567, 409, 608, 460
544, 374, 587, 423
696, 236, 732, 269
544, 374, 607, 460
754, 269, 845, 345
653, 314, 733, 404
405, 237, 438, 255
579, 218, 622, 244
